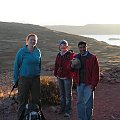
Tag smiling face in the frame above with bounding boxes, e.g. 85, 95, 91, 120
27, 35, 37, 47
59, 44, 68, 52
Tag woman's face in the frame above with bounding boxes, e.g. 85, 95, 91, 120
59, 44, 68, 52
28, 35, 37, 47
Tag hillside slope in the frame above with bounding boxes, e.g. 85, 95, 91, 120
46, 24, 120, 35
0, 22, 120, 72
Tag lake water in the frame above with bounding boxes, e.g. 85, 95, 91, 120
81, 35, 120, 46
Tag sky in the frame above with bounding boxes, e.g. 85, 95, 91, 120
0, 0, 120, 26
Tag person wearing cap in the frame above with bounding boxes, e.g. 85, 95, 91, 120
13, 33, 41, 120
54, 40, 75, 117
71, 41, 100, 120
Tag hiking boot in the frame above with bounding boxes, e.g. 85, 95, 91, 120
58, 109, 65, 114
64, 113, 70, 117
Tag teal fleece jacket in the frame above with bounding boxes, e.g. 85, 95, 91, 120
13, 46, 41, 83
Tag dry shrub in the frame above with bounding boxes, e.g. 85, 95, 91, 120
40, 76, 60, 106
0, 72, 60, 107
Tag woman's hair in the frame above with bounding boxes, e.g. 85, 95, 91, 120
26, 33, 38, 45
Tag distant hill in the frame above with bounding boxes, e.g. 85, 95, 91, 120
46, 24, 120, 35
0, 22, 120, 73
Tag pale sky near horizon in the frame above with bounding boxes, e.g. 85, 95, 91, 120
0, 0, 120, 26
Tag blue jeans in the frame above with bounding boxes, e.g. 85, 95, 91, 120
77, 83, 93, 120
57, 78, 72, 113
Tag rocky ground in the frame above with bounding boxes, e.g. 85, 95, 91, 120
100, 67, 120, 83
0, 67, 120, 120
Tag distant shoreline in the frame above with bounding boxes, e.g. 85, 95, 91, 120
81, 35, 120, 46
108, 38, 120, 40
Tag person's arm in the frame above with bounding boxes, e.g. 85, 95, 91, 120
70, 53, 81, 70
65, 51, 77, 72
13, 49, 23, 84
39, 51, 42, 74
54, 55, 58, 77
91, 56, 100, 90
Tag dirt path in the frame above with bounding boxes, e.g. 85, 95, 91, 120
0, 83, 120, 120
93, 83, 120, 120
43, 83, 120, 120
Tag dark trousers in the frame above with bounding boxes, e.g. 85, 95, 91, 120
17, 76, 40, 120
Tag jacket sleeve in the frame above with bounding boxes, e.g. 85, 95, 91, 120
13, 49, 23, 84
67, 52, 76, 71
69, 53, 78, 71
91, 56, 100, 86
39, 50, 42, 74
54, 55, 58, 77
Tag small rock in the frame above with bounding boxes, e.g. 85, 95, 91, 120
49, 106, 57, 112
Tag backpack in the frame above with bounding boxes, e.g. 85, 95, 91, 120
24, 103, 43, 120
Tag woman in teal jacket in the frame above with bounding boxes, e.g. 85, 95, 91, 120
13, 33, 41, 120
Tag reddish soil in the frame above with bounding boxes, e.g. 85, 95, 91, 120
43, 83, 120, 120
93, 83, 120, 120
0, 82, 120, 120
